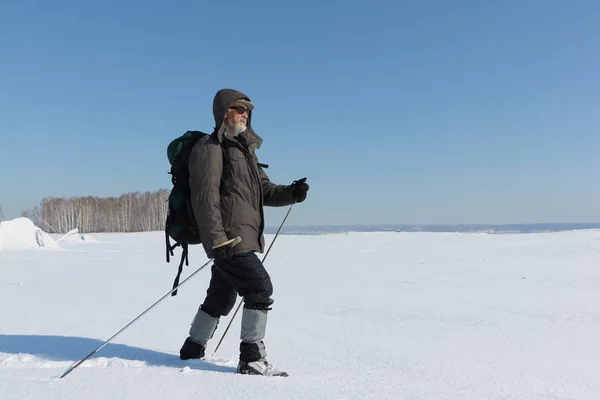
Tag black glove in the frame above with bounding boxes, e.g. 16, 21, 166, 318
213, 236, 242, 260
291, 177, 309, 203
216, 245, 235, 260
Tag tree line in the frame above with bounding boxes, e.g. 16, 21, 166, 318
21, 190, 170, 234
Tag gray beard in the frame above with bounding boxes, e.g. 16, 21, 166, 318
225, 121, 246, 137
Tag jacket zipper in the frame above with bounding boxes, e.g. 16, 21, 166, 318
242, 147, 265, 242
227, 139, 265, 249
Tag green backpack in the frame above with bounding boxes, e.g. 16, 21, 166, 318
165, 130, 210, 296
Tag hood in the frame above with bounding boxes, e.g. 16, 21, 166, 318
212, 88, 263, 149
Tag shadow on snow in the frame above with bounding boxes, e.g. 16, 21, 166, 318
0, 334, 236, 374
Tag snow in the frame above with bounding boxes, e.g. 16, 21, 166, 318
56, 229, 100, 244
0, 217, 62, 251
1, 229, 600, 399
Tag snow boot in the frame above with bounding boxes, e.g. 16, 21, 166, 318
237, 359, 288, 377
180, 307, 219, 360
237, 308, 288, 377
179, 337, 206, 360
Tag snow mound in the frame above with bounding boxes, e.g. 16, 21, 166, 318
57, 229, 99, 243
0, 217, 62, 250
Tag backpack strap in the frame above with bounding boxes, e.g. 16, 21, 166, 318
171, 243, 189, 296
165, 230, 174, 263
165, 208, 176, 263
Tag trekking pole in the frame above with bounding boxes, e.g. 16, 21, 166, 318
211, 202, 295, 357
59, 258, 215, 379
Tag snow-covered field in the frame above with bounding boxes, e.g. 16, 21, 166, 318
1, 220, 600, 399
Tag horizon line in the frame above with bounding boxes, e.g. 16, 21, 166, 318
268, 222, 600, 228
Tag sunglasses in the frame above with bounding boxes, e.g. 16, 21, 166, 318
229, 105, 250, 115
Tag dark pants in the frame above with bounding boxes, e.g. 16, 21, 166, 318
201, 252, 274, 318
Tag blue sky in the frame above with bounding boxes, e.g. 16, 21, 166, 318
1, 0, 599, 226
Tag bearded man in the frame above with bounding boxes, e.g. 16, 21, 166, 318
178, 88, 309, 377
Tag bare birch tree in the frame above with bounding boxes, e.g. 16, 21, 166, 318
28, 190, 170, 233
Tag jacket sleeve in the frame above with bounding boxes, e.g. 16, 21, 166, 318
188, 138, 229, 248
259, 167, 295, 207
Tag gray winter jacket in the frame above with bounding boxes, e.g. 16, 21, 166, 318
188, 89, 295, 258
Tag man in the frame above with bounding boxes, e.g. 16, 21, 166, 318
178, 88, 309, 377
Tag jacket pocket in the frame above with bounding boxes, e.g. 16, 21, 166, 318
224, 196, 237, 232
230, 196, 237, 230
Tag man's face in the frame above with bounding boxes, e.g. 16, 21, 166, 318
224, 101, 250, 137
